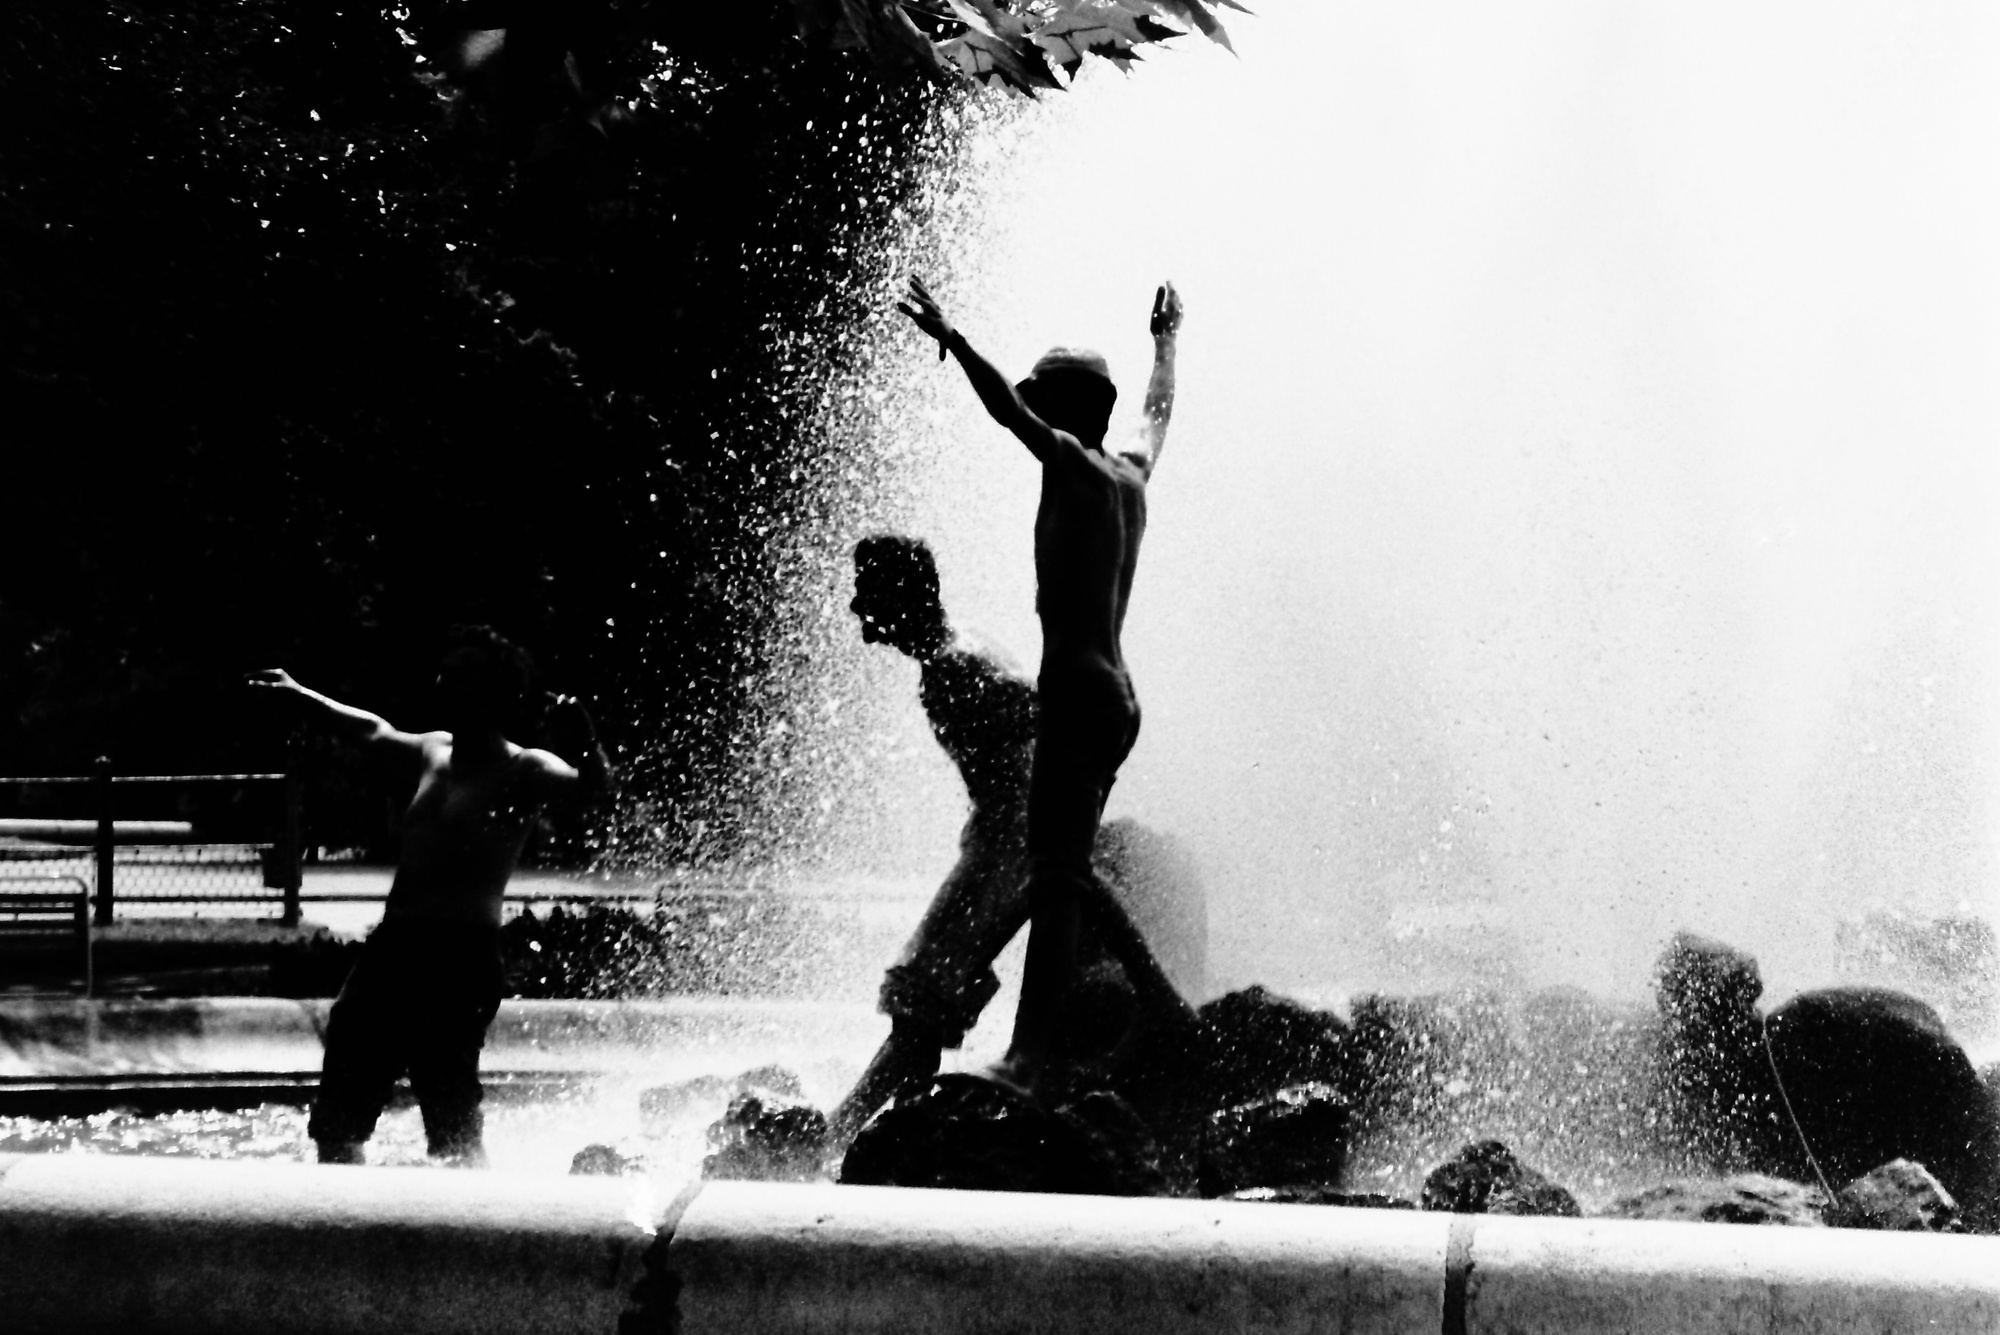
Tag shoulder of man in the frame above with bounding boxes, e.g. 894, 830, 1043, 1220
512, 746, 575, 783
1113, 448, 1155, 481
942, 627, 1031, 685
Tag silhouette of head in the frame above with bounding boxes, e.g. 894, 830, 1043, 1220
851, 535, 946, 659
1017, 348, 1116, 448
436, 625, 533, 734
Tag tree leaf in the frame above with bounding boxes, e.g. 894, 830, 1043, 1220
1029, 1, 1157, 68
1134, 0, 1235, 52
938, 28, 1062, 91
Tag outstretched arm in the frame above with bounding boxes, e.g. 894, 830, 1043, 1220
897, 276, 1067, 463
1125, 282, 1182, 477
245, 669, 430, 764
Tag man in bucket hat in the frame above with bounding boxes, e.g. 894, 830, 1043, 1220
897, 276, 1190, 1095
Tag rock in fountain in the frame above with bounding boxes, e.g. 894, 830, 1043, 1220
1828, 1159, 1963, 1234
1198, 1081, 1350, 1199
1765, 988, 2000, 1232
839, 1074, 1166, 1196
1419, 1139, 1581, 1218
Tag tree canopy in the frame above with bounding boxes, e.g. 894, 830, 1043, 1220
0, 0, 1240, 865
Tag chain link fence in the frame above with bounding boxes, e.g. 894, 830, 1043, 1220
0, 765, 302, 923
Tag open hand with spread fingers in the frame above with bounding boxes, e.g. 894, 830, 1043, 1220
897, 276, 957, 360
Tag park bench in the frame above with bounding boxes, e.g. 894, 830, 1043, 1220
0, 875, 92, 994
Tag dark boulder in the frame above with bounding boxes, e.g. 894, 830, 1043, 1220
1199, 1082, 1349, 1198
701, 1088, 829, 1182
1826, 1159, 1962, 1233
1650, 932, 1785, 1174
1600, 1175, 1826, 1227
839, 1074, 1168, 1197
1053, 1090, 1170, 1197
1196, 986, 1347, 1110
1420, 1140, 1579, 1217
1764, 987, 2000, 1232
569, 1143, 648, 1176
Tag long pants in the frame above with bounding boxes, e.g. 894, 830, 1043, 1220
308, 917, 505, 1158
878, 818, 1029, 1048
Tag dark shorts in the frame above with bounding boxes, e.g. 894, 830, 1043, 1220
878, 819, 1029, 1048
1026, 672, 1141, 884
308, 917, 505, 1158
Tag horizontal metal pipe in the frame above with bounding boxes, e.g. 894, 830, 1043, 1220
0, 775, 285, 785
4, 1157, 1998, 1335
0, 818, 200, 843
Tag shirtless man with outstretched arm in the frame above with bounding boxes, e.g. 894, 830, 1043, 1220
249, 629, 610, 1163
898, 275, 1186, 1093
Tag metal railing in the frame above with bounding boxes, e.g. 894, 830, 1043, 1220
0, 759, 303, 926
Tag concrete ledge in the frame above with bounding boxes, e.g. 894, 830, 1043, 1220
668, 1182, 2000, 1335
673, 1181, 1448, 1333
0, 1152, 666, 1335
1459, 1211, 2000, 1333
3, 1159, 1998, 1334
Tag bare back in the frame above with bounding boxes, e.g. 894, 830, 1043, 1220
1035, 442, 1149, 687
386, 736, 551, 928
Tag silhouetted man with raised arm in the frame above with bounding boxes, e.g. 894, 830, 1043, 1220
898, 276, 1186, 1094
249, 628, 610, 1164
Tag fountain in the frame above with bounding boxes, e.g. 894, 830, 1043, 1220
789, 0, 2000, 1021
6, 1, 2000, 1329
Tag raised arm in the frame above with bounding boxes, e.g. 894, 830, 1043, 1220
897, 276, 1067, 463
1125, 281, 1182, 477
533, 695, 613, 799
246, 669, 429, 763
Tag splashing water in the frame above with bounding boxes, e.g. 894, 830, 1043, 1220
759, 0, 2000, 1048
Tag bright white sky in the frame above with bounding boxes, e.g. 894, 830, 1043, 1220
826, 0, 2000, 1009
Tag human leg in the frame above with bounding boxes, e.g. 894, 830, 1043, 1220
406, 924, 505, 1164
838, 841, 1027, 1137
990, 867, 1087, 1089
308, 933, 410, 1163
830, 1019, 948, 1144
992, 680, 1139, 1091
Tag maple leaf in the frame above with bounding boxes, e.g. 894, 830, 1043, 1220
1134, 0, 1236, 52
946, 0, 1031, 41
790, 0, 1245, 93
1029, 1, 1160, 68
938, 27, 1063, 91
940, 0, 1064, 91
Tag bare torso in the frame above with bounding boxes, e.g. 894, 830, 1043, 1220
385, 737, 547, 928
1035, 445, 1150, 689
919, 629, 1036, 834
